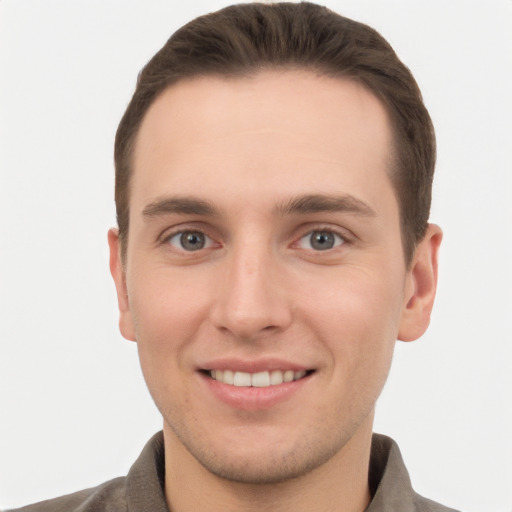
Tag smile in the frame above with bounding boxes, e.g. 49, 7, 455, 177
208, 369, 309, 387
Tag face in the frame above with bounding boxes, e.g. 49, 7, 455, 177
110, 70, 438, 484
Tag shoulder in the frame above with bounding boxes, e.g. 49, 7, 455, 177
5, 432, 167, 512
413, 493, 461, 512
5, 477, 127, 512
369, 434, 462, 512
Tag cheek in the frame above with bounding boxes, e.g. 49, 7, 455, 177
298, 265, 404, 368
127, 268, 211, 363
127, 270, 211, 414
302, 261, 404, 322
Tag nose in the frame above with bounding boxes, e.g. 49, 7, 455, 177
210, 244, 293, 341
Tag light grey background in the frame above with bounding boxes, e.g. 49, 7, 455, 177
1, 1, 511, 511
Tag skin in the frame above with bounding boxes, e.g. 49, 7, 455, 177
109, 70, 442, 512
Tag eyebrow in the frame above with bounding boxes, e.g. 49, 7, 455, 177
142, 197, 218, 218
141, 193, 376, 220
276, 194, 376, 217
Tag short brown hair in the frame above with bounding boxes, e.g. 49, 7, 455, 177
114, 1, 435, 264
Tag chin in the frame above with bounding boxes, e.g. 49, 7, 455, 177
196, 445, 340, 485
167, 419, 355, 485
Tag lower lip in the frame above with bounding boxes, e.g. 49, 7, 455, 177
199, 372, 313, 411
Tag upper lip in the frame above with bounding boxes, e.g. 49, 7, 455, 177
197, 358, 311, 373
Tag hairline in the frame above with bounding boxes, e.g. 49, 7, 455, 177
119, 66, 416, 267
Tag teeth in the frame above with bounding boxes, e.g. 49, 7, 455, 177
223, 369, 234, 385
269, 370, 283, 385
233, 371, 251, 387
209, 369, 309, 387
252, 371, 270, 387
283, 370, 294, 383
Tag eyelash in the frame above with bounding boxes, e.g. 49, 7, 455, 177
159, 225, 351, 253
295, 228, 347, 251
160, 228, 217, 252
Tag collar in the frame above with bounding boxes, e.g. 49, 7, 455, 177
125, 432, 457, 512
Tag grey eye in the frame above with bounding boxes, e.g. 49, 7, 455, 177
169, 231, 211, 251
298, 230, 344, 251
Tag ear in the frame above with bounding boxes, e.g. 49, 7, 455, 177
108, 228, 137, 342
398, 224, 443, 342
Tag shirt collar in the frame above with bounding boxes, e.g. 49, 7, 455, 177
125, 432, 438, 512
366, 434, 416, 511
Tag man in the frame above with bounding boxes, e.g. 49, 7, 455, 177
11, 2, 458, 511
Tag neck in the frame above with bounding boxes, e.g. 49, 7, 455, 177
163, 414, 374, 512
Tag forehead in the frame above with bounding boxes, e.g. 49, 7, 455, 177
131, 70, 395, 217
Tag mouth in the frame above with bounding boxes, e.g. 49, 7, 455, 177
198, 363, 316, 410
203, 369, 314, 387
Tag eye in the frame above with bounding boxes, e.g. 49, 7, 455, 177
167, 230, 214, 251
297, 230, 345, 251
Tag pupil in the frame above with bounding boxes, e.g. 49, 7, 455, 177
311, 231, 334, 250
181, 232, 205, 251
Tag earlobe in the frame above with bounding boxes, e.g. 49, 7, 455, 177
398, 224, 443, 342
107, 228, 137, 342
